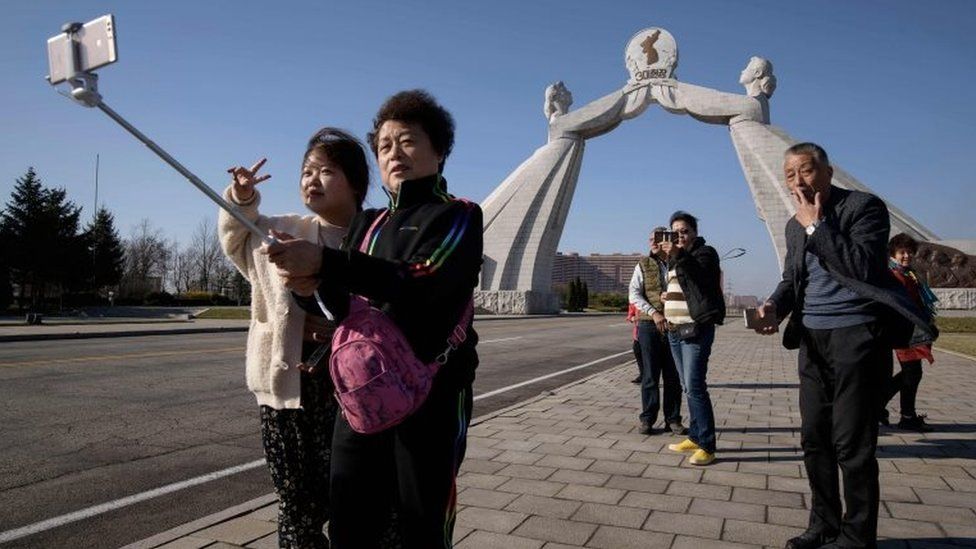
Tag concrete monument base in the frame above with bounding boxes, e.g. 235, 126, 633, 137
474, 290, 561, 315
933, 289, 976, 311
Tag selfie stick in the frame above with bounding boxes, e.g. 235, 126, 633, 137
54, 22, 272, 246
52, 20, 335, 320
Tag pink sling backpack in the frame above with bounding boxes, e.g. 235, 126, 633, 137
329, 209, 474, 434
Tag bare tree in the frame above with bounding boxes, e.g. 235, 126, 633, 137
190, 217, 223, 293
119, 219, 171, 298
212, 256, 235, 296
169, 240, 197, 295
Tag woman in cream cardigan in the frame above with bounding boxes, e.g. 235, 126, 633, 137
219, 128, 368, 549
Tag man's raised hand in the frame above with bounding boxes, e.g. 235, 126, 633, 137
791, 189, 822, 229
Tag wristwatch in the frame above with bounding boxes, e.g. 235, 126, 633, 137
805, 219, 822, 236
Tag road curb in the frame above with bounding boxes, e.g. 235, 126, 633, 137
121, 359, 634, 549
119, 494, 277, 549
0, 326, 249, 343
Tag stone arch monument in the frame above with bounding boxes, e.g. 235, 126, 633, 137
475, 27, 969, 314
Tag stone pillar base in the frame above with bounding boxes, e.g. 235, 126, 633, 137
932, 288, 976, 310
474, 290, 561, 315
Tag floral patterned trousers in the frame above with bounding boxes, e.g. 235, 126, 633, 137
260, 370, 335, 549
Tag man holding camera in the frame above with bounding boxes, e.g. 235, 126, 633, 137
756, 143, 936, 549
629, 226, 685, 436
660, 211, 725, 467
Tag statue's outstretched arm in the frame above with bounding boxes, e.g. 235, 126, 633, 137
552, 82, 657, 139
649, 80, 764, 125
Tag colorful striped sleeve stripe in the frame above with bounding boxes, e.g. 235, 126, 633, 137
407, 203, 477, 278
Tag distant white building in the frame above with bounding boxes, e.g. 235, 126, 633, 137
551, 252, 642, 294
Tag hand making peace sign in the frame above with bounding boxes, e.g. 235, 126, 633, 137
227, 157, 272, 203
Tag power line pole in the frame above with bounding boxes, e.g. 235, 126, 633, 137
93, 153, 99, 218
92, 154, 100, 296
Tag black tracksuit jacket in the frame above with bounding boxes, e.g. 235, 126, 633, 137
299, 174, 483, 388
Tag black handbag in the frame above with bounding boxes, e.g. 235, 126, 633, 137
673, 322, 699, 341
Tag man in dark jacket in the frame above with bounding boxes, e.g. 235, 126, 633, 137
661, 211, 725, 466
756, 142, 936, 549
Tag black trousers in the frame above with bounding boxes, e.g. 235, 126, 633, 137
632, 339, 643, 378
328, 376, 473, 549
637, 320, 682, 425
883, 359, 923, 418
798, 321, 892, 549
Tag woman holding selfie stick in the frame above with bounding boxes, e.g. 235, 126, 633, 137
219, 128, 369, 549
266, 90, 483, 548
659, 210, 725, 466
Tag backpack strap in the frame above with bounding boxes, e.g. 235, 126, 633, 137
435, 298, 475, 365
311, 210, 388, 320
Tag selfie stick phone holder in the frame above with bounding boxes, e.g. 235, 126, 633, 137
54, 21, 272, 245
51, 18, 334, 320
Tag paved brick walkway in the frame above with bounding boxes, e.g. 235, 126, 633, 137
126, 324, 976, 549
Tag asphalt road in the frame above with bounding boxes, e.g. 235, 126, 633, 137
0, 315, 633, 548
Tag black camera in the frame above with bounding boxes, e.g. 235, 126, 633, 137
653, 230, 678, 244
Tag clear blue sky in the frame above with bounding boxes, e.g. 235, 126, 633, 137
2, 0, 974, 297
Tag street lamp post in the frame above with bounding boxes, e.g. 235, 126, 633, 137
721, 247, 747, 260
719, 248, 747, 310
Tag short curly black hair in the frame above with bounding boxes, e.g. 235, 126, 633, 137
367, 89, 455, 172
888, 232, 919, 256
669, 210, 699, 233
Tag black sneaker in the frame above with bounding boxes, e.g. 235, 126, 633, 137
879, 408, 890, 426
631, 376, 642, 384
664, 421, 688, 436
898, 414, 933, 432
784, 530, 837, 549
638, 421, 655, 435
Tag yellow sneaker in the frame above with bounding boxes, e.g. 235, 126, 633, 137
667, 438, 701, 453
689, 449, 716, 466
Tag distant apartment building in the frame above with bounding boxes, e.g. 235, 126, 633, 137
727, 294, 760, 309
552, 252, 761, 308
552, 252, 642, 294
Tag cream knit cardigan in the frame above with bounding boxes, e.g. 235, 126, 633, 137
218, 186, 346, 409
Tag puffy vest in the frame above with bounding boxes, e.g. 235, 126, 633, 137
636, 256, 665, 321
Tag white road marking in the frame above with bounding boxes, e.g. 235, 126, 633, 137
479, 336, 523, 344
606, 322, 631, 328
474, 350, 631, 401
0, 348, 628, 542
0, 459, 266, 543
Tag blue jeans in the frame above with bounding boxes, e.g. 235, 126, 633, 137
668, 324, 716, 453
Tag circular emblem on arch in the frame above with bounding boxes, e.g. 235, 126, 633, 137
625, 27, 678, 84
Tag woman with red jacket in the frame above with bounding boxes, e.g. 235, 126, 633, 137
881, 233, 938, 432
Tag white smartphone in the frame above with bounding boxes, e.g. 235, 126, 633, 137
47, 14, 118, 85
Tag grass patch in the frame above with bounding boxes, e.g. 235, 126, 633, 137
935, 333, 976, 358
936, 316, 976, 333
195, 307, 250, 320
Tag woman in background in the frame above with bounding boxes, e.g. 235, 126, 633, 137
881, 233, 938, 432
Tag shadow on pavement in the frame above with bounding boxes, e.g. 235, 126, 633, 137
879, 538, 976, 548
710, 382, 800, 389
